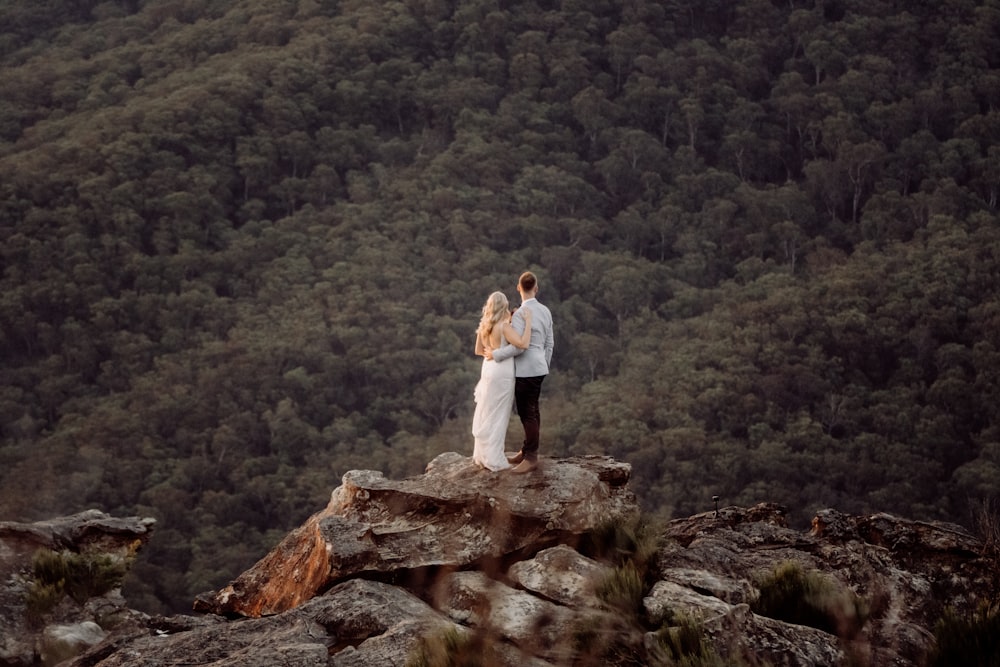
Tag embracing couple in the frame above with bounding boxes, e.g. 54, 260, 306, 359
472, 271, 554, 474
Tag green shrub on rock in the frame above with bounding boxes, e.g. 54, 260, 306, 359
23, 549, 129, 621
926, 603, 1000, 667
751, 561, 868, 639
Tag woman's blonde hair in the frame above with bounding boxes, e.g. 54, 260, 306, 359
477, 291, 509, 340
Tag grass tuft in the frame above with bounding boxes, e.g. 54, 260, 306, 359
596, 562, 646, 618
406, 626, 486, 667
925, 602, 1000, 667
589, 513, 661, 574
652, 613, 749, 667
751, 561, 868, 639
571, 613, 647, 667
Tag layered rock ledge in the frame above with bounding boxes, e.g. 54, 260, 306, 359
194, 452, 636, 617
2, 454, 996, 667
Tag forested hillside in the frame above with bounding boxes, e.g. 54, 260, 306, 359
1, 0, 998, 612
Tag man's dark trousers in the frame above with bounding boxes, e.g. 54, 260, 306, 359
514, 375, 545, 461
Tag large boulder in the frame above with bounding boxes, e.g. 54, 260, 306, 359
196, 453, 636, 618
67, 579, 457, 667
38, 621, 108, 667
507, 544, 610, 608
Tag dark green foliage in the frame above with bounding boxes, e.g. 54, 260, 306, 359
752, 561, 868, 639
1, 0, 999, 613
926, 604, 1000, 667
23, 581, 64, 623
24, 549, 128, 621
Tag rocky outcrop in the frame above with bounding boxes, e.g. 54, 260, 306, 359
5, 455, 996, 667
194, 452, 636, 618
657, 504, 996, 665
0, 510, 155, 666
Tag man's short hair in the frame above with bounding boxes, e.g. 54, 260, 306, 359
519, 271, 537, 293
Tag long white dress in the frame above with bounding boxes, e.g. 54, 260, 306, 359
471, 330, 515, 471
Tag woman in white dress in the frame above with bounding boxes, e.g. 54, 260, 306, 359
472, 291, 533, 471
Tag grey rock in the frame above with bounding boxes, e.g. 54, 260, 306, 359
39, 621, 110, 666
436, 570, 611, 664
197, 453, 636, 618
70, 579, 456, 667
643, 583, 843, 665
507, 544, 610, 607
658, 567, 757, 605
644, 579, 734, 624
705, 604, 844, 667
657, 502, 993, 665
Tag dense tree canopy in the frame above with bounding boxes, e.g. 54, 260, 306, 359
1, 0, 998, 612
